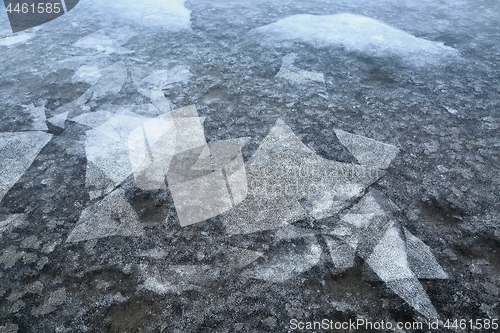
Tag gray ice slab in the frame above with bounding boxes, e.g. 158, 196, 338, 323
252, 13, 459, 66
25, 103, 48, 131
276, 53, 324, 84
0, 131, 52, 203
0, 33, 33, 46
47, 111, 69, 129
66, 188, 143, 243
404, 228, 448, 279
242, 236, 321, 282
139, 264, 220, 294
335, 129, 399, 169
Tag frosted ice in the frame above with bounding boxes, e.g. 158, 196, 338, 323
252, 14, 458, 65
25, 103, 48, 131
47, 111, 69, 129
73, 28, 136, 54
335, 129, 399, 169
0, 132, 52, 203
72, 65, 102, 85
404, 228, 448, 279
0, 33, 32, 46
66, 188, 143, 243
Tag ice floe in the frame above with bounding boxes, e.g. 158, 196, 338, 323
66, 188, 143, 243
47, 111, 69, 129
73, 28, 136, 55
0, 131, 52, 203
252, 13, 458, 65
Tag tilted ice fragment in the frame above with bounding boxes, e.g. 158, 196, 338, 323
139, 264, 220, 294
252, 13, 458, 65
0, 214, 25, 235
0, 132, 52, 203
66, 188, 143, 242
365, 226, 414, 281
72, 65, 101, 85
47, 112, 69, 129
0, 33, 33, 46
223, 246, 264, 269
335, 129, 399, 169
25, 103, 48, 131
404, 228, 448, 279
71, 111, 113, 128
276, 53, 325, 84
242, 236, 321, 282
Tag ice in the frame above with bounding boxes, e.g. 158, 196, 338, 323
89, 0, 191, 31
85, 113, 148, 192
66, 188, 143, 243
47, 112, 69, 129
71, 111, 113, 128
0, 214, 25, 236
0, 131, 52, 203
324, 236, 356, 270
72, 65, 102, 85
73, 28, 136, 55
404, 228, 448, 279
276, 53, 324, 84
386, 279, 439, 319
252, 14, 458, 65
335, 129, 399, 169
222, 119, 385, 234
139, 264, 220, 294
223, 246, 264, 269
90, 61, 128, 101
25, 103, 48, 131
242, 236, 321, 282
0, 33, 33, 46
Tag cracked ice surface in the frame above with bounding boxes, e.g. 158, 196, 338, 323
252, 13, 459, 65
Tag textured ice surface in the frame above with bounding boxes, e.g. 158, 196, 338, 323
0, 33, 32, 46
72, 65, 102, 85
47, 112, 69, 129
0, 132, 52, 203
242, 237, 322, 282
335, 129, 399, 169
89, 0, 191, 31
324, 236, 356, 270
139, 264, 220, 294
73, 29, 136, 55
0, 214, 25, 235
66, 188, 143, 243
276, 53, 325, 84
252, 13, 458, 65
25, 104, 48, 131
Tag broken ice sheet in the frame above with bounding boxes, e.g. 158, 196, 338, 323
71, 65, 102, 85
0, 214, 26, 236
0, 131, 52, 203
252, 13, 459, 66
222, 119, 385, 234
47, 111, 69, 129
332, 189, 447, 319
139, 264, 220, 294
0, 33, 33, 46
24, 103, 48, 131
242, 236, 321, 283
66, 188, 143, 243
276, 53, 324, 84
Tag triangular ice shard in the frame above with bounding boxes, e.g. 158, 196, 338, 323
335, 129, 399, 169
66, 188, 143, 243
0, 131, 52, 203
47, 112, 69, 129
404, 228, 448, 279
276, 53, 325, 84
